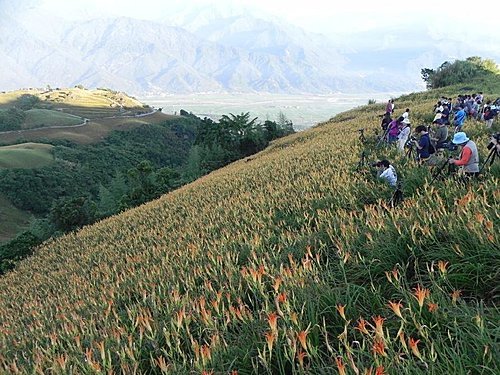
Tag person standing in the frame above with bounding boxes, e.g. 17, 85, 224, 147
453, 106, 467, 132
397, 121, 411, 152
386, 99, 395, 114
401, 108, 411, 127
448, 132, 479, 178
388, 116, 403, 143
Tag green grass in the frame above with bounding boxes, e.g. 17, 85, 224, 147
23, 109, 83, 129
0, 194, 32, 243
0, 143, 54, 169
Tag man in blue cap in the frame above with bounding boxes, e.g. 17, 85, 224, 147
448, 132, 479, 177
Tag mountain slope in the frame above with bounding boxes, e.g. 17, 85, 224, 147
1, 7, 415, 94
0, 80, 498, 372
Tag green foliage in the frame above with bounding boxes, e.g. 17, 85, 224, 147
421, 57, 499, 89
50, 196, 97, 232
17, 94, 41, 110
0, 231, 39, 273
0, 108, 25, 131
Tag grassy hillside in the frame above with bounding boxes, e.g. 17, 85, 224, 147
23, 109, 83, 129
0, 111, 175, 145
0, 194, 32, 243
0, 87, 166, 145
0, 82, 498, 373
0, 87, 145, 113
0, 143, 54, 169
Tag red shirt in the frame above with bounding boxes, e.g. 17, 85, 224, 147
454, 146, 472, 166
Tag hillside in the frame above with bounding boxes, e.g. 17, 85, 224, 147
0, 82, 498, 373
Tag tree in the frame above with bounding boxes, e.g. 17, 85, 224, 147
0, 108, 26, 131
421, 57, 499, 89
50, 196, 97, 232
17, 94, 40, 110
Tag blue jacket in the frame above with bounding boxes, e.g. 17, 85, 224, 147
454, 109, 466, 125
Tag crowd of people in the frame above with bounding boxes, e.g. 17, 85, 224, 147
375, 94, 499, 187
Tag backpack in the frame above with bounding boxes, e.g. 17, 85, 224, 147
429, 142, 436, 154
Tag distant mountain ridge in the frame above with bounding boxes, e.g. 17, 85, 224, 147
0, 4, 423, 95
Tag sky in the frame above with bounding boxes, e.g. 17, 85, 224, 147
12, 0, 499, 41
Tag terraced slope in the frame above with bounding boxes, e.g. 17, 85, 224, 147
0, 86, 498, 374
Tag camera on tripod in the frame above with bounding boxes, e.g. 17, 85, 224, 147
438, 142, 458, 152
487, 133, 500, 151
405, 136, 417, 147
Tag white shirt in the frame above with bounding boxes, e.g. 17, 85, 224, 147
402, 111, 410, 124
397, 125, 410, 141
379, 165, 397, 187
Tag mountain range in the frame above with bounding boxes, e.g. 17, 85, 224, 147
1, 3, 498, 96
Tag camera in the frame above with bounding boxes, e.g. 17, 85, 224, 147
487, 133, 500, 150
405, 136, 417, 148
438, 142, 458, 152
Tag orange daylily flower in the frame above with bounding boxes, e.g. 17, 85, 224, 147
413, 285, 430, 308
267, 312, 278, 333
297, 350, 307, 368
372, 339, 386, 357
427, 302, 438, 313
387, 300, 403, 319
273, 277, 282, 292
297, 330, 308, 351
408, 337, 422, 359
375, 365, 386, 375
437, 260, 449, 275
391, 268, 400, 281
451, 289, 462, 304
336, 304, 346, 320
264, 331, 276, 352
277, 292, 287, 304
335, 357, 346, 375
372, 315, 385, 339
355, 318, 370, 335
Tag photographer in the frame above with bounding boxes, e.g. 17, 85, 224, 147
431, 119, 448, 150
453, 106, 467, 132
388, 116, 403, 143
380, 112, 392, 131
397, 120, 411, 152
413, 125, 432, 163
487, 134, 500, 155
448, 132, 479, 177
483, 104, 498, 129
375, 159, 398, 187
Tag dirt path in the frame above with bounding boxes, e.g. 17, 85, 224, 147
0, 109, 157, 136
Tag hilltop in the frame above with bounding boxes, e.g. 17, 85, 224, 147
0, 87, 174, 144
0, 75, 498, 373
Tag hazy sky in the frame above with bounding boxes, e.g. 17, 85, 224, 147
20, 0, 499, 40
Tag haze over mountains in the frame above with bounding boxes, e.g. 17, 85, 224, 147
1, 1, 499, 96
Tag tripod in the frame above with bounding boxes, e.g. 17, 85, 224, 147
405, 141, 417, 161
388, 182, 403, 207
479, 146, 498, 174
376, 127, 390, 148
358, 128, 366, 144
430, 159, 456, 185
356, 151, 367, 172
